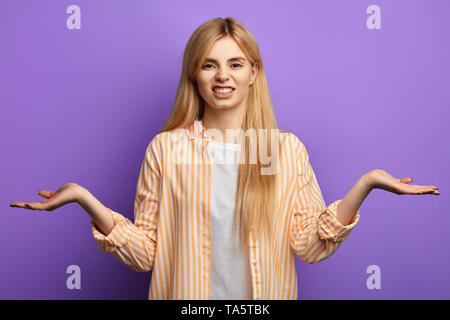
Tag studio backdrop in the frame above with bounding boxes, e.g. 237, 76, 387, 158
1, 0, 448, 299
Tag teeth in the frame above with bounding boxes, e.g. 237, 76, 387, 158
214, 88, 233, 93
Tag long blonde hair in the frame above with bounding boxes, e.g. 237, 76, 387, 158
160, 17, 282, 247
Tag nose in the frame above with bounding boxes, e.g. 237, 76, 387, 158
215, 66, 229, 81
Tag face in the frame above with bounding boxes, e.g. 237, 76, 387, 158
196, 36, 257, 113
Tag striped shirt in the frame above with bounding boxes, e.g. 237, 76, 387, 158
90, 119, 361, 300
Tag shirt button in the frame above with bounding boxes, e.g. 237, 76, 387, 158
252, 260, 258, 265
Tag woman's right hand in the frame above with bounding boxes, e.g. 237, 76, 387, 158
9, 182, 82, 212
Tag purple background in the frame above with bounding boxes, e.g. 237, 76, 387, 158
1, 0, 449, 299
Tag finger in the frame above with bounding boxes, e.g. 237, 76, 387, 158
412, 185, 439, 190
10, 201, 46, 210
397, 185, 435, 195
399, 177, 413, 184
37, 190, 56, 199
420, 190, 440, 195
410, 188, 440, 195
9, 202, 33, 209
417, 186, 438, 193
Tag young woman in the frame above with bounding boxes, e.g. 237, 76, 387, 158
9, 17, 439, 300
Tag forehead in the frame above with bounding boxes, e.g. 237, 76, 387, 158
205, 36, 247, 61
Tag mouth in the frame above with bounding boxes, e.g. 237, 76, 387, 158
212, 86, 235, 93
211, 86, 235, 98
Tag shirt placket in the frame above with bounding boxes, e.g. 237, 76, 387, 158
249, 228, 262, 300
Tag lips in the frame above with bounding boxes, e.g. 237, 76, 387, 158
212, 86, 235, 91
211, 86, 235, 98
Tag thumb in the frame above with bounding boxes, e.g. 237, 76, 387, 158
400, 177, 413, 184
37, 190, 56, 199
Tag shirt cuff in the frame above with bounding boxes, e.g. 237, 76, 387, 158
318, 199, 360, 242
90, 208, 132, 253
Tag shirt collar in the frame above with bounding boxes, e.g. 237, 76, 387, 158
188, 119, 208, 141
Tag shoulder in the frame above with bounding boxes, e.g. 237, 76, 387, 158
147, 128, 184, 145
146, 128, 191, 155
278, 129, 305, 153
143, 131, 169, 161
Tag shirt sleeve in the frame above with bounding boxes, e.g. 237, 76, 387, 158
90, 136, 161, 272
288, 134, 360, 264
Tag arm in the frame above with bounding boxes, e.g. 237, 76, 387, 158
335, 173, 372, 226
289, 135, 360, 264
86, 137, 161, 272
77, 187, 115, 235
9, 137, 162, 272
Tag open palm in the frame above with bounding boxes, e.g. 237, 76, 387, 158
369, 169, 439, 195
9, 182, 80, 211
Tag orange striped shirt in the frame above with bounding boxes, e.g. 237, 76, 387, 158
91, 119, 360, 300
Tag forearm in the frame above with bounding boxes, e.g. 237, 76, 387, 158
76, 187, 115, 235
335, 173, 373, 226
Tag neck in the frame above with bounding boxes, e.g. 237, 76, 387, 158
202, 105, 244, 144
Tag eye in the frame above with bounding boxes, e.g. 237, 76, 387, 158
201, 63, 243, 69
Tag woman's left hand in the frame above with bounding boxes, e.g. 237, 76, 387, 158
367, 169, 440, 195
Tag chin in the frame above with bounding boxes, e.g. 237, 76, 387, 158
206, 98, 234, 108
209, 104, 238, 111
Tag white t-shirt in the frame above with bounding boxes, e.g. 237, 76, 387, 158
207, 138, 253, 300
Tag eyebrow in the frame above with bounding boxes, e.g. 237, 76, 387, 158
203, 56, 246, 63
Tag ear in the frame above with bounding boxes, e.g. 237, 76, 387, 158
249, 62, 258, 85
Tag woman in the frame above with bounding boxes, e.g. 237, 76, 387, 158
9, 17, 439, 300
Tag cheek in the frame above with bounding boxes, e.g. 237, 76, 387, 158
196, 78, 209, 96
235, 73, 252, 88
